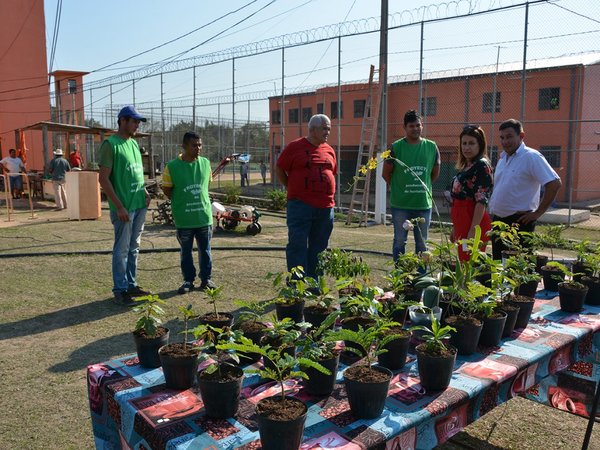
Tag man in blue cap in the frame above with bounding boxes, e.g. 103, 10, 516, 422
99, 106, 152, 306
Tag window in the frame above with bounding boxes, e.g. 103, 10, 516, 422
67, 79, 77, 94
271, 109, 281, 124
539, 146, 561, 168
354, 100, 367, 118
317, 103, 324, 114
330, 101, 343, 119
288, 108, 299, 124
482, 92, 501, 113
302, 107, 312, 122
539, 87, 560, 110
420, 97, 437, 116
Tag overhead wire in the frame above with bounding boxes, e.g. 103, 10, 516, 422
47, 0, 63, 77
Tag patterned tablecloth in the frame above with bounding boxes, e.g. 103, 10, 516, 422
88, 291, 600, 450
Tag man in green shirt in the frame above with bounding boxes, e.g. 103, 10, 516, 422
98, 106, 151, 306
382, 110, 441, 262
162, 131, 216, 294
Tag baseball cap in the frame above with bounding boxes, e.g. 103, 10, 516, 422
117, 105, 146, 122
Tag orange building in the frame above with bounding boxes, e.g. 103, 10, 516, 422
269, 54, 600, 203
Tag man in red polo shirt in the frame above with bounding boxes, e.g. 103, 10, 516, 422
275, 114, 337, 279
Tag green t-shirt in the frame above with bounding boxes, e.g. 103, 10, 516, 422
164, 156, 212, 229
98, 135, 146, 211
389, 138, 438, 210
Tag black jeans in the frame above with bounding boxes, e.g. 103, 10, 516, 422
491, 213, 536, 260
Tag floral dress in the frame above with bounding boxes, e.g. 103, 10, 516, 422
450, 158, 494, 260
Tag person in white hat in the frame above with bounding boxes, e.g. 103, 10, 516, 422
48, 148, 71, 210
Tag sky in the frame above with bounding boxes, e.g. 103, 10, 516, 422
43, 0, 600, 124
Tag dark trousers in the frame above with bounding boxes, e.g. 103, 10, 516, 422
491, 213, 536, 260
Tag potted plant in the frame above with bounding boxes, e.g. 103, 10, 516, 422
197, 286, 234, 328
582, 246, 600, 305
220, 337, 330, 450
411, 314, 457, 391
232, 298, 268, 363
505, 252, 541, 298
260, 317, 308, 373
557, 265, 589, 313
268, 266, 310, 323
324, 322, 398, 419
297, 312, 341, 396
490, 263, 521, 338
318, 248, 371, 296
376, 317, 412, 371
445, 281, 487, 355
132, 295, 170, 368
386, 252, 426, 301
338, 286, 381, 360
194, 325, 245, 418
541, 261, 568, 292
302, 276, 338, 329
520, 231, 548, 273
477, 296, 507, 347
571, 240, 594, 282
158, 305, 202, 390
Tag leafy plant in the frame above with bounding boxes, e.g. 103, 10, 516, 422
339, 285, 382, 319
317, 248, 371, 281
538, 225, 566, 261
304, 276, 338, 312
572, 240, 593, 265
411, 314, 456, 356
489, 221, 522, 253
193, 324, 242, 377
223, 185, 241, 204
178, 304, 196, 351
268, 266, 313, 305
233, 298, 266, 327
297, 311, 340, 361
265, 189, 287, 210
504, 253, 541, 288
262, 316, 309, 347
203, 286, 225, 317
132, 295, 167, 338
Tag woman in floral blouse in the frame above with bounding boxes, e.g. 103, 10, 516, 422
450, 125, 493, 261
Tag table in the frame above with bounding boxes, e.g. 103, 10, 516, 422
88, 292, 600, 450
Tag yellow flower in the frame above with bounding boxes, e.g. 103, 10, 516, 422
359, 165, 368, 175
367, 158, 378, 170
381, 150, 391, 159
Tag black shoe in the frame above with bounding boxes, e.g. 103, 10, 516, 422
114, 291, 137, 307
199, 279, 217, 291
178, 281, 194, 295
127, 286, 152, 297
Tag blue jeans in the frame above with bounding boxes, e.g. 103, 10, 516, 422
286, 199, 334, 279
391, 207, 431, 261
176, 226, 213, 283
110, 208, 147, 293
9, 175, 22, 192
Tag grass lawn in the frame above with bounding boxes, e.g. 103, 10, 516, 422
0, 202, 597, 449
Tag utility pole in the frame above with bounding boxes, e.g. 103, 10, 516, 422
520, 2, 529, 122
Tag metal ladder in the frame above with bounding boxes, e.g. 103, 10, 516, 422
346, 64, 384, 226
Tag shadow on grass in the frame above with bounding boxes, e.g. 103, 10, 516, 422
439, 432, 508, 449
0, 297, 129, 341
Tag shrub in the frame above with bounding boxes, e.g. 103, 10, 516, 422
223, 185, 241, 204
266, 189, 287, 210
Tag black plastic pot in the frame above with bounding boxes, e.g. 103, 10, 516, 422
377, 331, 411, 370
583, 276, 600, 305
446, 316, 483, 355
391, 307, 408, 325
341, 317, 376, 355
303, 306, 334, 329
133, 327, 170, 368
516, 280, 539, 298
479, 311, 508, 347
558, 282, 588, 313
344, 365, 392, 419
236, 325, 266, 364
198, 312, 234, 329
506, 296, 535, 329
536, 254, 549, 274
499, 304, 520, 338
541, 266, 565, 292
256, 396, 307, 450
158, 344, 199, 390
415, 344, 457, 391
302, 353, 339, 396
572, 261, 593, 283
197, 366, 243, 418
275, 300, 305, 323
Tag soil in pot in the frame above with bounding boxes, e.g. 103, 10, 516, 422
498, 303, 520, 338
256, 396, 307, 450
506, 295, 535, 329
198, 312, 234, 329
303, 305, 336, 329
479, 311, 507, 347
572, 261, 593, 283
133, 327, 169, 368
158, 343, 200, 390
403, 286, 422, 302
275, 300, 305, 323
235, 320, 267, 364
541, 265, 566, 292
445, 315, 483, 355
583, 276, 600, 305
516, 280, 539, 298
558, 282, 588, 313
377, 327, 411, 370
344, 364, 392, 419
197, 365, 243, 418
302, 353, 339, 396
415, 343, 457, 391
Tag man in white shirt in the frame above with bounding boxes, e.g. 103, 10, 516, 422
488, 119, 561, 260
0, 148, 25, 199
